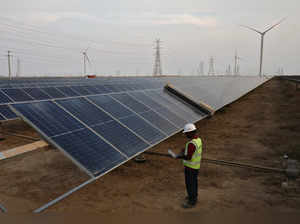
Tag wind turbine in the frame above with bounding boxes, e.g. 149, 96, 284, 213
82, 47, 92, 76
241, 18, 286, 77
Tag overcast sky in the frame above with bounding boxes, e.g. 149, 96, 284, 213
0, 0, 299, 77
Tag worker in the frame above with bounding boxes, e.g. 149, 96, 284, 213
176, 123, 202, 208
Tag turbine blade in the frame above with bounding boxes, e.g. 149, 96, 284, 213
86, 55, 92, 66
263, 17, 286, 33
240, 25, 263, 34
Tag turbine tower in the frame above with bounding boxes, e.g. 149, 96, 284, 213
241, 18, 286, 77
82, 47, 92, 76
153, 39, 162, 76
16, 58, 21, 78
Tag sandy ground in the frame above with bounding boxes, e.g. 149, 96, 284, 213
0, 77, 299, 214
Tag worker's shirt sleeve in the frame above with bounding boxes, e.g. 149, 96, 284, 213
186, 143, 196, 160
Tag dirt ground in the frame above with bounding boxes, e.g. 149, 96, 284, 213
0, 77, 299, 214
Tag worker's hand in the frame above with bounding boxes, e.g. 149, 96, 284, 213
168, 149, 178, 159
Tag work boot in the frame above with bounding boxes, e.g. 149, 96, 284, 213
182, 201, 196, 209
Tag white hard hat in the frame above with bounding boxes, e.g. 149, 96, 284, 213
183, 123, 197, 133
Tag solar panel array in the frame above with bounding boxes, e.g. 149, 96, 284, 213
11, 86, 206, 177
162, 76, 270, 111
0, 78, 164, 121
3, 76, 269, 179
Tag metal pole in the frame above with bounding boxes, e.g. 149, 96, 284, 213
83, 53, 86, 76
8, 51, 12, 80
259, 35, 264, 77
34, 178, 95, 213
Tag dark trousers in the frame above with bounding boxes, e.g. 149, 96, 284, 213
184, 167, 199, 204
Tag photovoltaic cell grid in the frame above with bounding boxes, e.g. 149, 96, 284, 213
7, 76, 269, 179
10, 86, 206, 177
0, 79, 164, 121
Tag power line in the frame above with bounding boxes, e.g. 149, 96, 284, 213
0, 15, 150, 48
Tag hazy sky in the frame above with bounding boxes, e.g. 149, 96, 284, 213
0, 0, 299, 76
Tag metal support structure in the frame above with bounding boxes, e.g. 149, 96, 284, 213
153, 39, 162, 76
16, 58, 21, 78
34, 178, 96, 213
259, 35, 264, 77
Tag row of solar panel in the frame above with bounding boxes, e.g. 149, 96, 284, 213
11, 90, 206, 177
0, 83, 165, 121
0, 83, 164, 105
0, 78, 164, 88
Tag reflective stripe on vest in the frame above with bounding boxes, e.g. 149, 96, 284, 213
183, 138, 202, 169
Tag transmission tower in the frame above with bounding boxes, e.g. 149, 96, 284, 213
197, 61, 204, 76
153, 39, 162, 76
208, 57, 215, 75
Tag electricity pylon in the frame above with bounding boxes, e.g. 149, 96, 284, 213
153, 39, 162, 76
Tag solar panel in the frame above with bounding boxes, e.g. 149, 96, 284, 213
70, 86, 92, 95
2, 88, 34, 102
88, 95, 133, 119
56, 87, 80, 97
12, 101, 84, 137
41, 87, 66, 99
0, 105, 17, 120
128, 91, 187, 127
94, 85, 109, 94
23, 88, 51, 100
0, 90, 13, 104
103, 85, 119, 93
92, 120, 149, 157
119, 114, 166, 144
111, 93, 150, 114
129, 91, 164, 110
85, 86, 103, 95
146, 90, 199, 122
110, 93, 179, 135
56, 98, 112, 126
52, 128, 126, 176
139, 110, 178, 135
159, 90, 205, 118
